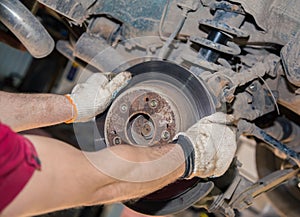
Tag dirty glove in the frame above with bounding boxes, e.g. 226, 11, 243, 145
65, 72, 131, 123
174, 112, 236, 179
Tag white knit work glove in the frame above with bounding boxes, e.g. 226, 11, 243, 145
65, 72, 131, 123
174, 112, 236, 179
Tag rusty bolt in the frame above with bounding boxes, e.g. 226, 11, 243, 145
161, 130, 170, 140
113, 137, 121, 145
149, 99, 158, 108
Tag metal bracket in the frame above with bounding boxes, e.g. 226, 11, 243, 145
207, 167, 299, 216
238, 120, 300, 167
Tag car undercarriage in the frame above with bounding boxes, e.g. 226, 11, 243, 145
1, 0, 300, 216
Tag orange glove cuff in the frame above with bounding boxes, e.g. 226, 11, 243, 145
64, 94, 78, 124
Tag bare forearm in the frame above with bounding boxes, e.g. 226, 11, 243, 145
2, 135, 185, 217
0, 91, 72, 132
88, 144, 185, 204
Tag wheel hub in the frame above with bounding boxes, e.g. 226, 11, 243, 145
105, 87, 179, 147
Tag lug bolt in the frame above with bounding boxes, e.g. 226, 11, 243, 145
113, 137, 121, 145
149, 99, 158, 108
161, 130, 170, 140
120, 104, 127, 112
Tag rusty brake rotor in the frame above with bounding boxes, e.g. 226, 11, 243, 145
102, 60, 216, 215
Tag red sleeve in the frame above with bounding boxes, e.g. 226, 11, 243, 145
0, 123, 41, 213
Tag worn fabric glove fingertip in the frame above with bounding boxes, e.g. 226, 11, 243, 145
108, 72, 132, 98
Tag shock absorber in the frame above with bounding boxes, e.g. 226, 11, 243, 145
187, 1, 248, 75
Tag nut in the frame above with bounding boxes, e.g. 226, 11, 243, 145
161, 130, 170, 141
149, 99, 158, 108
113, 137, 121, 145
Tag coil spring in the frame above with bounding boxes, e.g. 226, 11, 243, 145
186, 1, 249, 73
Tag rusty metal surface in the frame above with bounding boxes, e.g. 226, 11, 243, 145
105, 88, 179, 146
104, 59, 215, 147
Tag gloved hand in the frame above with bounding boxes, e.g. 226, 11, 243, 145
65, 72, 131, 123
174, 112, 236, 179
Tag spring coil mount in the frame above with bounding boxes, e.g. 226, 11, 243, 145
184, 1, 249, 73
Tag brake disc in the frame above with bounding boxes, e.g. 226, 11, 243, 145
103, 60, 216, 215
